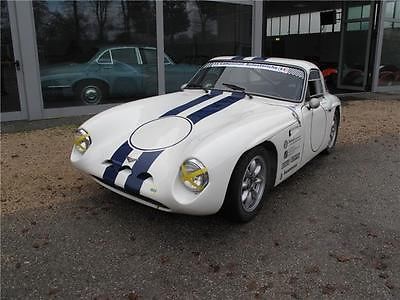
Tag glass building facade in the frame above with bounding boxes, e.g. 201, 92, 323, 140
1, 0, 399, 121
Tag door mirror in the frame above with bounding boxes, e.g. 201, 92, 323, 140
180, 83, 187, 90
308, 97, 321, 109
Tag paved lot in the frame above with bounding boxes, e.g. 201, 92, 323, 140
1, 99, 400, 299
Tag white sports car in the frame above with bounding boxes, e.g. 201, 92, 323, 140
71, 56, 341, 222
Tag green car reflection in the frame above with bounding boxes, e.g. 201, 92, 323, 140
40, 46, 200, 105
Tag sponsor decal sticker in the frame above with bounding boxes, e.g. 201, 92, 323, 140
290, 152, 300, 163
281, 159, 290, 169
204, 62, 305, 79
284, 140, 288, 149
284, 164, 298, 175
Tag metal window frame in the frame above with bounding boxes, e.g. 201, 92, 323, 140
337, 1, 376, 91
1, 1, 29, 121
373, 0, 400, 92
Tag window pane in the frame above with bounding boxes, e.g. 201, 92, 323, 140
310, 12, 320, 33
385, 1, 395, 18
299, 13, 309, 34
1, 1, 21, 112
281, 16, 289, 35
139, 48, 157, 65
378, 22, 400, 86
396, 1, 400, 19
97, 51, 112, 64
347, 22, 361, 31
362, 5, 370, 18
271, 17, 280, 36
163, 1, 252, 93
348, 6, 362, 20
266, 18, 272, 36
290, 14, 299, 34
33, 1, 157, 108
111, 48, 138, 66
361, 21, 369, 31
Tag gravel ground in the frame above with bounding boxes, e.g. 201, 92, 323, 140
1, 99, 400, 299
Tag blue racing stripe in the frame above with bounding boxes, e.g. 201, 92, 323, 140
102, 90, 222, 185
103, 141, 133, 185
124, 150, 163, 194
231, 56, 244, 60
161, 89, 222, 117
187, 91, 246, 124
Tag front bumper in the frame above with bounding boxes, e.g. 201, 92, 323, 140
71, 147, 230, 216
93, 176, 172, 212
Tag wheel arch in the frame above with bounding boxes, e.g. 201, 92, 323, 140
72, 78, 110, 93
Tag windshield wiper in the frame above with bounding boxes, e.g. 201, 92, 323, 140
222, 83, 253, 98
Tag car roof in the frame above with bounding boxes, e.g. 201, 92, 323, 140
97, 45, 156, 52
209, 56, 319, 72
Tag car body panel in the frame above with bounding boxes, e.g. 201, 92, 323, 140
71, 56, 341, 215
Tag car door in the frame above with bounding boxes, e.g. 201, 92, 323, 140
137, 47, 158, 97
108, 47, 141, 97
301, 69, 328, 162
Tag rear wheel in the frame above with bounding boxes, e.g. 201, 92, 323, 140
222, 147, 272, 222
75, 81, 108, 105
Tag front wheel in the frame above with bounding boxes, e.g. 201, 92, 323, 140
222, 147, 272, 222
323, 109, 340, 154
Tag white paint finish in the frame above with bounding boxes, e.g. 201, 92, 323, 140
130, 116, 192, 151
71, 57, 341, 216
310, 104, 327, 151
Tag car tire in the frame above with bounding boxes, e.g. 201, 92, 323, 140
323, 109, 340, 154
75, 81, 108, 105
222, 146, 273, 222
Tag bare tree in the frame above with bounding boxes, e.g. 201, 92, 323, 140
90, 0, 110, 41
120, 0, 130, 38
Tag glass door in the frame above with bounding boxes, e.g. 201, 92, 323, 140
1, 1, 26, 119
338, 1, 375, 90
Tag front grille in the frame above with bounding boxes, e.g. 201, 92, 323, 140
93, 176, 169, 210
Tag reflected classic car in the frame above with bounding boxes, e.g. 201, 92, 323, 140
41, 46, 199, 104
71, 56, 341, 222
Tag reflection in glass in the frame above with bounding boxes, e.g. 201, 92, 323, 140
281, 16, 289, 35
33, 1, 157, 108
379, 2, 400, 86
310, 12, 320, 33
271, 17, 280, 36
348, 6, 362, 19
340, 22, 369, 87
1, 1, 21, 112
299, 13, 309, 34
289, 14, 299, 34
163, 1, 252, 93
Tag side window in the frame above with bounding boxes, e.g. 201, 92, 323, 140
308, 70, 324, 98
111, 48, 138, 66
139, 48, 157, 65
164, 55, 172, 64
97, 50, 112, 64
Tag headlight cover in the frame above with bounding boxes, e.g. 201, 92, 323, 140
180, 158, 209, 193
74, 128, 91, 154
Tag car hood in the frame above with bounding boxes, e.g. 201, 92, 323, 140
81, 90, 298, 158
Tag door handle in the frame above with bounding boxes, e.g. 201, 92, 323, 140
14, 60, 20, 70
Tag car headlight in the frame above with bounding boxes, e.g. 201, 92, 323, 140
180, 158, 209, 193
74, 128, 91, 154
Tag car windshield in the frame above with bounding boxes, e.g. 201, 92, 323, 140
186, 61, 305, 102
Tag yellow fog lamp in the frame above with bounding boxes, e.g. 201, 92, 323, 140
180, 158, 209, 193
74, 128, 91, 154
